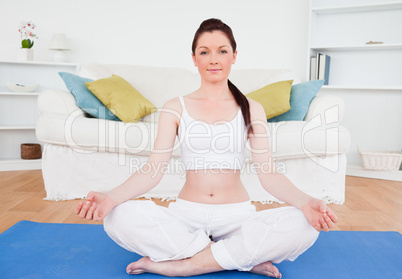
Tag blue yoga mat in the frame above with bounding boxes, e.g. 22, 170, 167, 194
0, 221, 401, 278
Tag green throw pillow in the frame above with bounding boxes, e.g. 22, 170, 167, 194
85, 75, 157, 123
246, 80, 293, 119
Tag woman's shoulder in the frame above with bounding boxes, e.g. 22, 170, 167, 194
162, 92, 198, 115
159, 96, 184, 124
164, 96, 180, 106
246, 97, 266, 121
165, 93, 193, 105
246, 97, 263, 111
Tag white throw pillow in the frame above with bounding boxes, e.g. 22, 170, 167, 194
78, 62, 114, 80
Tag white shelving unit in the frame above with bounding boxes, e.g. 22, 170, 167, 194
308, 0, 402, 181
311, 43, 402, 51
0, 60, 79, 171
322, 86, 402, 91
312, 2, 402, 14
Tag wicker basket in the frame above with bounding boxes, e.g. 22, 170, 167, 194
359, 148, 402, 171
21, 143, 42, 160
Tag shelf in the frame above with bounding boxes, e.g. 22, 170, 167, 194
0, 92, 40, 96
0, 61, 73, 171
0, 126, 36, 130
310, 43, 402, 51
321, 86, 402, 91
0, 60, 79, 67
312, 2, 402, 15
0, 87, 63, 94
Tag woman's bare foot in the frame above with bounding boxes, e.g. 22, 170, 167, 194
126, 241, 222, 277
127, 257, 189, 276
126, 256, 220, 277
250, 261, 282, 278
126, 245, 222, 276
126, 257, 153, 275
126, 246, 280, 278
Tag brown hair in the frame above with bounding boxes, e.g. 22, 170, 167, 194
191, 18, 254, 135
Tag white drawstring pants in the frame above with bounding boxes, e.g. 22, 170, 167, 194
104, 198, 319, 272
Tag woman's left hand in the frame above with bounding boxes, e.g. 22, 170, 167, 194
301, 198, 338, 232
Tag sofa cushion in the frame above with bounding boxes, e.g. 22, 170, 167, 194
245, 121, 351, 160
37, 114, 350, 161
304, 94, 345, 123
246, 80, 293, 119
58, 72, 120, 121
38, 90, 82, 117
269, 80, 324, 122
85, 75, 157, 123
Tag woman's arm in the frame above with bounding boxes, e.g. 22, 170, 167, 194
75, 98, 181, 220
247, 99, 338, 231
247, 99, 312, 208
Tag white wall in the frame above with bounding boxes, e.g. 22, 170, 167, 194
2, 0, 399, 173
0, 0, 310, 78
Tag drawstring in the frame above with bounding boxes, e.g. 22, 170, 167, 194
207, 212, 212, 241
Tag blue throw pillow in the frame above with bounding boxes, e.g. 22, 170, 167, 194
268, 80, 324, 122
58, 72, 120, 121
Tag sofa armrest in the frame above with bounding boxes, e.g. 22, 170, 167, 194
304, 94, 345, 124
38, 90, 83, 116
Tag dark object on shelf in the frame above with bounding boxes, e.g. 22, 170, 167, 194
318, 53, 331, 85
310, 53, 331, 85
21, 143, 42, 159
310, 56, 317, 81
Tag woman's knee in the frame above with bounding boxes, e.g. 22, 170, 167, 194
296, 208, 319, 237
104, 200, 173, 255
284, 207, 319, 245
104, 200, 212, 261
103, 200, 152, 242
104, 201, 136, 229
246, 207, 319, 264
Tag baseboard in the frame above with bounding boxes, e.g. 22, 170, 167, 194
0, 159, 42, 171
347, 165, 402, 182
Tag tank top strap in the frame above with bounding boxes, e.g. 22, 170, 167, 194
179, 96, 185, 110
178, 96, 188, 124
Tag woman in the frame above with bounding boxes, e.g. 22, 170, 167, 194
75, 18, 338, 278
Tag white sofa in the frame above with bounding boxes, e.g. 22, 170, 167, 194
36, 64, 351, 204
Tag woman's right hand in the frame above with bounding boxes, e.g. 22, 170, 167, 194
75, 191, 116, 221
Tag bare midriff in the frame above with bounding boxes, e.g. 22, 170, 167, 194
177, 169, 250, 204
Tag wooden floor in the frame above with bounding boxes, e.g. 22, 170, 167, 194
0, 170, 401, 234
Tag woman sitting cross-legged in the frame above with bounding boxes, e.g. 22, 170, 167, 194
75, 18, 338, 278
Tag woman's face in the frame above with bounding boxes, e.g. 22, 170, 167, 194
192, 31, 237, 83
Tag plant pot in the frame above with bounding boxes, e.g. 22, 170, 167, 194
17, 48, 34, 61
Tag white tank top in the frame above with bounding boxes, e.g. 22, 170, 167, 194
177, 96, 248, 170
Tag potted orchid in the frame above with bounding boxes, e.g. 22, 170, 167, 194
19, 21, 38, 48
18, 21, 38, 60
